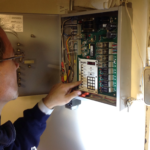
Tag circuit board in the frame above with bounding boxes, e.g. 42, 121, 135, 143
77, 15, 118, 98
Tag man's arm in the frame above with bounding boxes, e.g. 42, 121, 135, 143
5, 81, 81, 150
5, 103, 50, 150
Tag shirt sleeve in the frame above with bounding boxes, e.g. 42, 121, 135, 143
5, 103, 51, 150
38, 99, 54, 115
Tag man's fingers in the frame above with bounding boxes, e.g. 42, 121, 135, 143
65, 81, 82, 89
66, 90, 82, 101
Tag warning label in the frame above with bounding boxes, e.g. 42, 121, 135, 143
0, 15, 23, 32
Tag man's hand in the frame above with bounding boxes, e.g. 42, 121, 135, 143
43, 81, 82, 109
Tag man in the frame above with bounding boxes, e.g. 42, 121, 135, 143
0, 27, 82, 150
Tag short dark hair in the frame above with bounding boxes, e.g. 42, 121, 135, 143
0, 37, 5, 60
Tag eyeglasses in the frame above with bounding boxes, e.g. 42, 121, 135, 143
0, 54, 24, 63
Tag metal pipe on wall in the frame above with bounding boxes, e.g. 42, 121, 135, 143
69, 0, 74, 11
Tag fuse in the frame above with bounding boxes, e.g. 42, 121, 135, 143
109, 75, 113, 80
108, 81, 113, 87
109, 68, 113, 74
109, 88, 114, 93
109, 62, 113, 67
109, 49, 113, 54
109, 42, 114, 48
109, 55, 113, 61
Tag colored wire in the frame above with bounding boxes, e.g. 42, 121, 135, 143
61, 18, 72, 83
66, 37, 71, 61
66, 37, 71, 82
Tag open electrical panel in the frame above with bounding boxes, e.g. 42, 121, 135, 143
1, 6, 132, 110
61, 11, 118, 107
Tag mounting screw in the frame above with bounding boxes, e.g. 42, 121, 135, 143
92, 18, 95, 20
28, 64, 31, 68
17, 43, 21, 46
17, 49, 21, 52
31, 34, 36, 38
113, 94, 116, 96
81, 30, 84, 32
18, 83, 21, 87
92, 29, 95, 32
20, 57, 23, 62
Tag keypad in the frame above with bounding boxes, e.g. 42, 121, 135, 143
87, 76, 95, 90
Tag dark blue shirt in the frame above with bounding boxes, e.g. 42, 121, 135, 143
0, 104, 50, 150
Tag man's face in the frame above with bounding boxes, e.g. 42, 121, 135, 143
0, 28, 19, 101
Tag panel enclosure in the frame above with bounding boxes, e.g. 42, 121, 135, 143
144, 67, 150, 105
0, 6, 131, 111
0, 14, 61, 96
60, 6, 132, 111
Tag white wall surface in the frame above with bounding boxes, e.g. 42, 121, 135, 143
1, 0, 149, 150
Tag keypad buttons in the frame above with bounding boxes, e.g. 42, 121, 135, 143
88, 85, 91, 89
87, 76, 96, 90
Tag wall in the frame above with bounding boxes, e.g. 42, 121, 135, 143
1, 0, 149, 150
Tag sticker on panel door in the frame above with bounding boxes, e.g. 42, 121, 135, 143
0, 15, 23, 32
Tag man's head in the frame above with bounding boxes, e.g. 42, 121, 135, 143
0, 27, 19, 102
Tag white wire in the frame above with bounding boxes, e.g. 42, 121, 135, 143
125, 0, 144, 94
